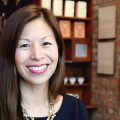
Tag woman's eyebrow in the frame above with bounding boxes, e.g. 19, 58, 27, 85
19, 38, 30, 42
19, 36, 53, 42
40, 36, 52, 40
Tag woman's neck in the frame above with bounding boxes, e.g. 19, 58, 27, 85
20, 80, 49, 108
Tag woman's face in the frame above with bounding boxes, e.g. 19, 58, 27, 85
15, 17, 58, 85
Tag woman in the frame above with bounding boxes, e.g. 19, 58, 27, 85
0, 4, 89, 120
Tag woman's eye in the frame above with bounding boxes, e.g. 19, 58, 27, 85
43, 42, 52, 46
19, 44, 30, 48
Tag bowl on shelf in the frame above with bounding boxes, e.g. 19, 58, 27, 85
77, 77, 85, 85
69, 77, 76, 84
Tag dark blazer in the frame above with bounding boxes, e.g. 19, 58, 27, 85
34, 94, 89, 120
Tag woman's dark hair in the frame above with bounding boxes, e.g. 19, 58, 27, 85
0, 4, 65, 120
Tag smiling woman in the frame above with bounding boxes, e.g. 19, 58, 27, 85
0, 4, 89, 120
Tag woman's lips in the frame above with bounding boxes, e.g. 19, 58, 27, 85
27, 64, 49, 75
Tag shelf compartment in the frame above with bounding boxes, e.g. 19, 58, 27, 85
71, 39, 91, 62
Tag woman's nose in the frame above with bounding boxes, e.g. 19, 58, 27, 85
30, 45, 44, 61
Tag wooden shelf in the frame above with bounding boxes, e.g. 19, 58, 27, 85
65, 60, 90, 63
67, 59, 91, 63
86, 104, 97, 110
65, 84, 89, 87
63, 37, 90, 41
56, 16, 92, 21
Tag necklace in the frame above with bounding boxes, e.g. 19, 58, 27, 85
21, 96, 56, 120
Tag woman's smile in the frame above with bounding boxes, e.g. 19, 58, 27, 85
27, 64, 49, 75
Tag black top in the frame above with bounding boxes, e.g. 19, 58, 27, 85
33, 94, 89, 120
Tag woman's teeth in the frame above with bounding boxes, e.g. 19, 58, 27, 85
28, 65, 47, 71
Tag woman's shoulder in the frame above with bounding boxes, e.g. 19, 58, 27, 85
63, 94, 83, 105
63, 94, 78, 100
56, 94, 89, 120
59, 94, 87, 112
